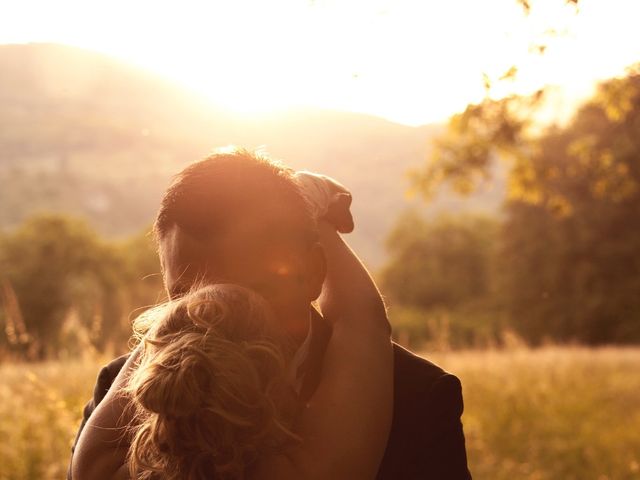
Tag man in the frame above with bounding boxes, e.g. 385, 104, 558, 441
68, 148, 472, 479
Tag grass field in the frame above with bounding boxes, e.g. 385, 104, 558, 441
1, 347, 639, 480
429, 347, 640, 480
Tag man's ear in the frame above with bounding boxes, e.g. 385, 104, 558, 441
305, 242, 326, 301
160, 225, 208, 299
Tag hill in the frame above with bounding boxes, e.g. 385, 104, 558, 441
0, 43, 502, 266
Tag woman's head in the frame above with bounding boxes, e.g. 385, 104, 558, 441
127, 284, 302, 480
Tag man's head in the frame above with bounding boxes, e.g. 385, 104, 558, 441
154, 148, 325, 339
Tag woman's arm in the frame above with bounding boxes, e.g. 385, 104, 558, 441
71, 347, 142, 479
254, 220, 394, 480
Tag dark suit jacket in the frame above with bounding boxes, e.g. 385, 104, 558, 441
377, 344, 471, 479
68, 317, 471, 479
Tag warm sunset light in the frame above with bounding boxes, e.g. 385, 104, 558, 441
2, 0, 639, 125
3, 2, 640, 479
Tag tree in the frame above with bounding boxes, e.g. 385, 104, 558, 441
499, 71, 640, 344
0, 214, 164, 359
382, 211, 497, 309
380, 212, 503, 348
0, 215, 108, 358
410, 67, 640, 345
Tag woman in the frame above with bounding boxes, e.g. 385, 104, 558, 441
72, 172, 394, 479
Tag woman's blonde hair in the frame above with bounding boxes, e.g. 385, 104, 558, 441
126, 283, 303, 479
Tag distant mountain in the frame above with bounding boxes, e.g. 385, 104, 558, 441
0, 43, 502, 267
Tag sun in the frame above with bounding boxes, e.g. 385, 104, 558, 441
2, 0, 640, 125
188, 73, 297, 116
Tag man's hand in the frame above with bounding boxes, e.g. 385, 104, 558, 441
293, 171, 354, 233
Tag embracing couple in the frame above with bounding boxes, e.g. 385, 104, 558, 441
68, 148, 471, 479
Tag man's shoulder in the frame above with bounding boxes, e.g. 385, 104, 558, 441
392, 342, 455, 390
390, 342, 465, 424
378, 343, 471, 479
92, 353, 129, 404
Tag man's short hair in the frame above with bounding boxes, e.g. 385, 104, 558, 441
154, 147, 317, 254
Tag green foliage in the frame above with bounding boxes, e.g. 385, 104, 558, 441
0, 214, 163, 360
0, 215, 106, 358
412, 65, 640, 210
380, 212, 504, 347
405, 66, 640, 346
387, 303, 506, 351
499, 71, 640, 344
382, 212, 498, 309
409, 91, 544, 201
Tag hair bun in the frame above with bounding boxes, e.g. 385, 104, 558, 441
134, 339, 214, 418
127, 284, 302, 479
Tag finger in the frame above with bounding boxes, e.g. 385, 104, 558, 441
325, 193, 354, 233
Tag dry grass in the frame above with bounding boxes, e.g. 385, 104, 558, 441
1, 347, 639, 479
0, 360, 98, 480
427, 347, 640, 480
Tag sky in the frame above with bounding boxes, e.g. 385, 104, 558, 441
1, 0, 639, 126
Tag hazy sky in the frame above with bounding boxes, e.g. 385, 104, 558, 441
1, 0, 639, 125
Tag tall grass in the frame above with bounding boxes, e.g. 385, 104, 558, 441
1, 347, 639, 479
429, 347, 640, 480
0, 360, 97, 480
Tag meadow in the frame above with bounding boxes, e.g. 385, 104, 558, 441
1, 347, 639, 480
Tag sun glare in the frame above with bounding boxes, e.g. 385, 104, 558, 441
1, 0, 639, 125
